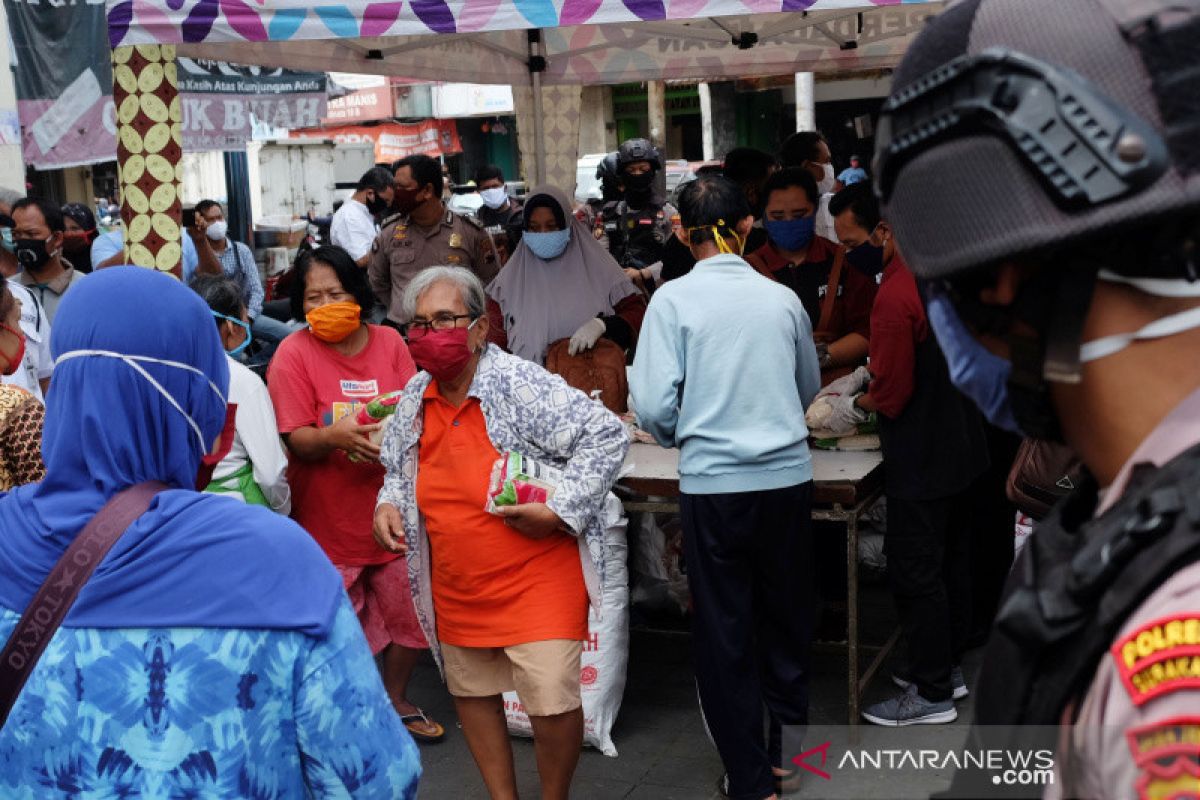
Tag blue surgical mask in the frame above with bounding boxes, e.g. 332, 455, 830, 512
0, 228, 12, 253
764, 216, 815, 252
524, 229, 571, 260
925, 288, 1019, 434
212, 310, 252, 358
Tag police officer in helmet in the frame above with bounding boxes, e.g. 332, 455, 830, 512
878, 0, 1200, 794
600, 138, 680, 295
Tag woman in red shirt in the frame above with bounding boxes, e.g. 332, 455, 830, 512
267, 245, 443, 743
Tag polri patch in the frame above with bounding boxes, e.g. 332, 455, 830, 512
1112, 614, 1200, 706
1124, 717, 1200, 800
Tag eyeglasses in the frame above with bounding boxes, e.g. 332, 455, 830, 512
407, 313, 476, 338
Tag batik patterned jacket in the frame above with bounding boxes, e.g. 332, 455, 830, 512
0, 601, 420, 798
377, 344, 629, 672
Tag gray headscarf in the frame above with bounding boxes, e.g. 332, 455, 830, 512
486, 185, 639, 365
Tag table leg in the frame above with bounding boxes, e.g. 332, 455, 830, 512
846, 503, 860, 731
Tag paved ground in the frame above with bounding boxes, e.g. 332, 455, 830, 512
410, 579, 982, 799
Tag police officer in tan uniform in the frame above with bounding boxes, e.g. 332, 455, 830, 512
369, 154, 498, 326
878, 0, 1200, 796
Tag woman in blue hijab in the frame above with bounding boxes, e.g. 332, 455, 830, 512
0, 267, 420, 797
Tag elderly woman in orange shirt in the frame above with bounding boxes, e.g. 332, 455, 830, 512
374, 266, 628, 800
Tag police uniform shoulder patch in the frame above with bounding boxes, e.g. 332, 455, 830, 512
1112, 614, 1200, 706
1124, 716, 1200, 800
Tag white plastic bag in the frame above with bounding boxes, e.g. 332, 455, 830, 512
504, 494, 630, 757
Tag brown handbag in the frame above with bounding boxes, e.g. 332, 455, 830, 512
544, 337, 629, 414
1006, 438, 1085, 521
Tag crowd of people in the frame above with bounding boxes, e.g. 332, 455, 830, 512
2, 2, 1200, 797
0, 134, 1006, 799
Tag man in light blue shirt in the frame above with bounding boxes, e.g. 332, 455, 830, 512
837, 155, 869, 187
91, 228, 202, 276
630, 175, 820, 800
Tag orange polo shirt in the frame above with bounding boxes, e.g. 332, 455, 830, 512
416, 382, 588, 648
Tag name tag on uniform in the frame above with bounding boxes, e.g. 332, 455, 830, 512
605, 222, 618, 231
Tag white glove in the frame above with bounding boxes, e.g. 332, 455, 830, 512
569, 317, 606, 355
817, 365, 872, 402
826, 391, 868, 435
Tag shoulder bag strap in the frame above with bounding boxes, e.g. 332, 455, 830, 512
817, 248, 846, 334
0, 480, 168, 727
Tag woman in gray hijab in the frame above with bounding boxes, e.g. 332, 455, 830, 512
485, 185, 646, 365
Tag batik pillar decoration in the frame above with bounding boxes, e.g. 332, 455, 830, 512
513, 84, 583, 194
111, 44, 184, 277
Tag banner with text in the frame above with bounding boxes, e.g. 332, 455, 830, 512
291, 120, 461, 163
177, 58, 327, 151
3, 0, 327, 168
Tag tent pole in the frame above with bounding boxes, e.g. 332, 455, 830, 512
111, 44, 184, 277
528, 29, 547, 186
795, 72, 816, 132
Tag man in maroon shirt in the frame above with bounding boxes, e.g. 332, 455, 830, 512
827, 183, 988, 726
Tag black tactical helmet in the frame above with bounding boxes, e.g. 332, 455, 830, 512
617, 138, 663, 173
876, 0, 1200, 282
596, 152, 619, 183
596, 152, 622, 201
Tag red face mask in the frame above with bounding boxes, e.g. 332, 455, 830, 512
62, 230, 96, 251
391, 185, 424, 215
407, 324, 476, 384
195, 403, 238, 491
0, 322, 25, 376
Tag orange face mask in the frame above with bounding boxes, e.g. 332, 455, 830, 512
306, 301, 361, 343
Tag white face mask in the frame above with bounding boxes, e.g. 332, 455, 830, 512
55, 349, 226, 452
817, 163, 836, 195
205, 220, 228, 242
479, 187, 508, 210
1079, 271, 1200, 363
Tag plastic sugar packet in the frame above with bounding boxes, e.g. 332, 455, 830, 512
486, 451, 563, 514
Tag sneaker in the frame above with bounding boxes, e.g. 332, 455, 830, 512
891, 665, 968, 700
862, 691, 958, 726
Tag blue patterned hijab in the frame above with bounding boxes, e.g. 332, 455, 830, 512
0, 267, 341, 634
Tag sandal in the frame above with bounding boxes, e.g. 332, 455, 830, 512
399, 708, 446, 744
774, 768, 801, 793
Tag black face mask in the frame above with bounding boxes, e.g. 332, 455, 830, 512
15, 237, 52, 271
623, 171, 655, 195
366, 193, 390, 216
845, 242, 885, 277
